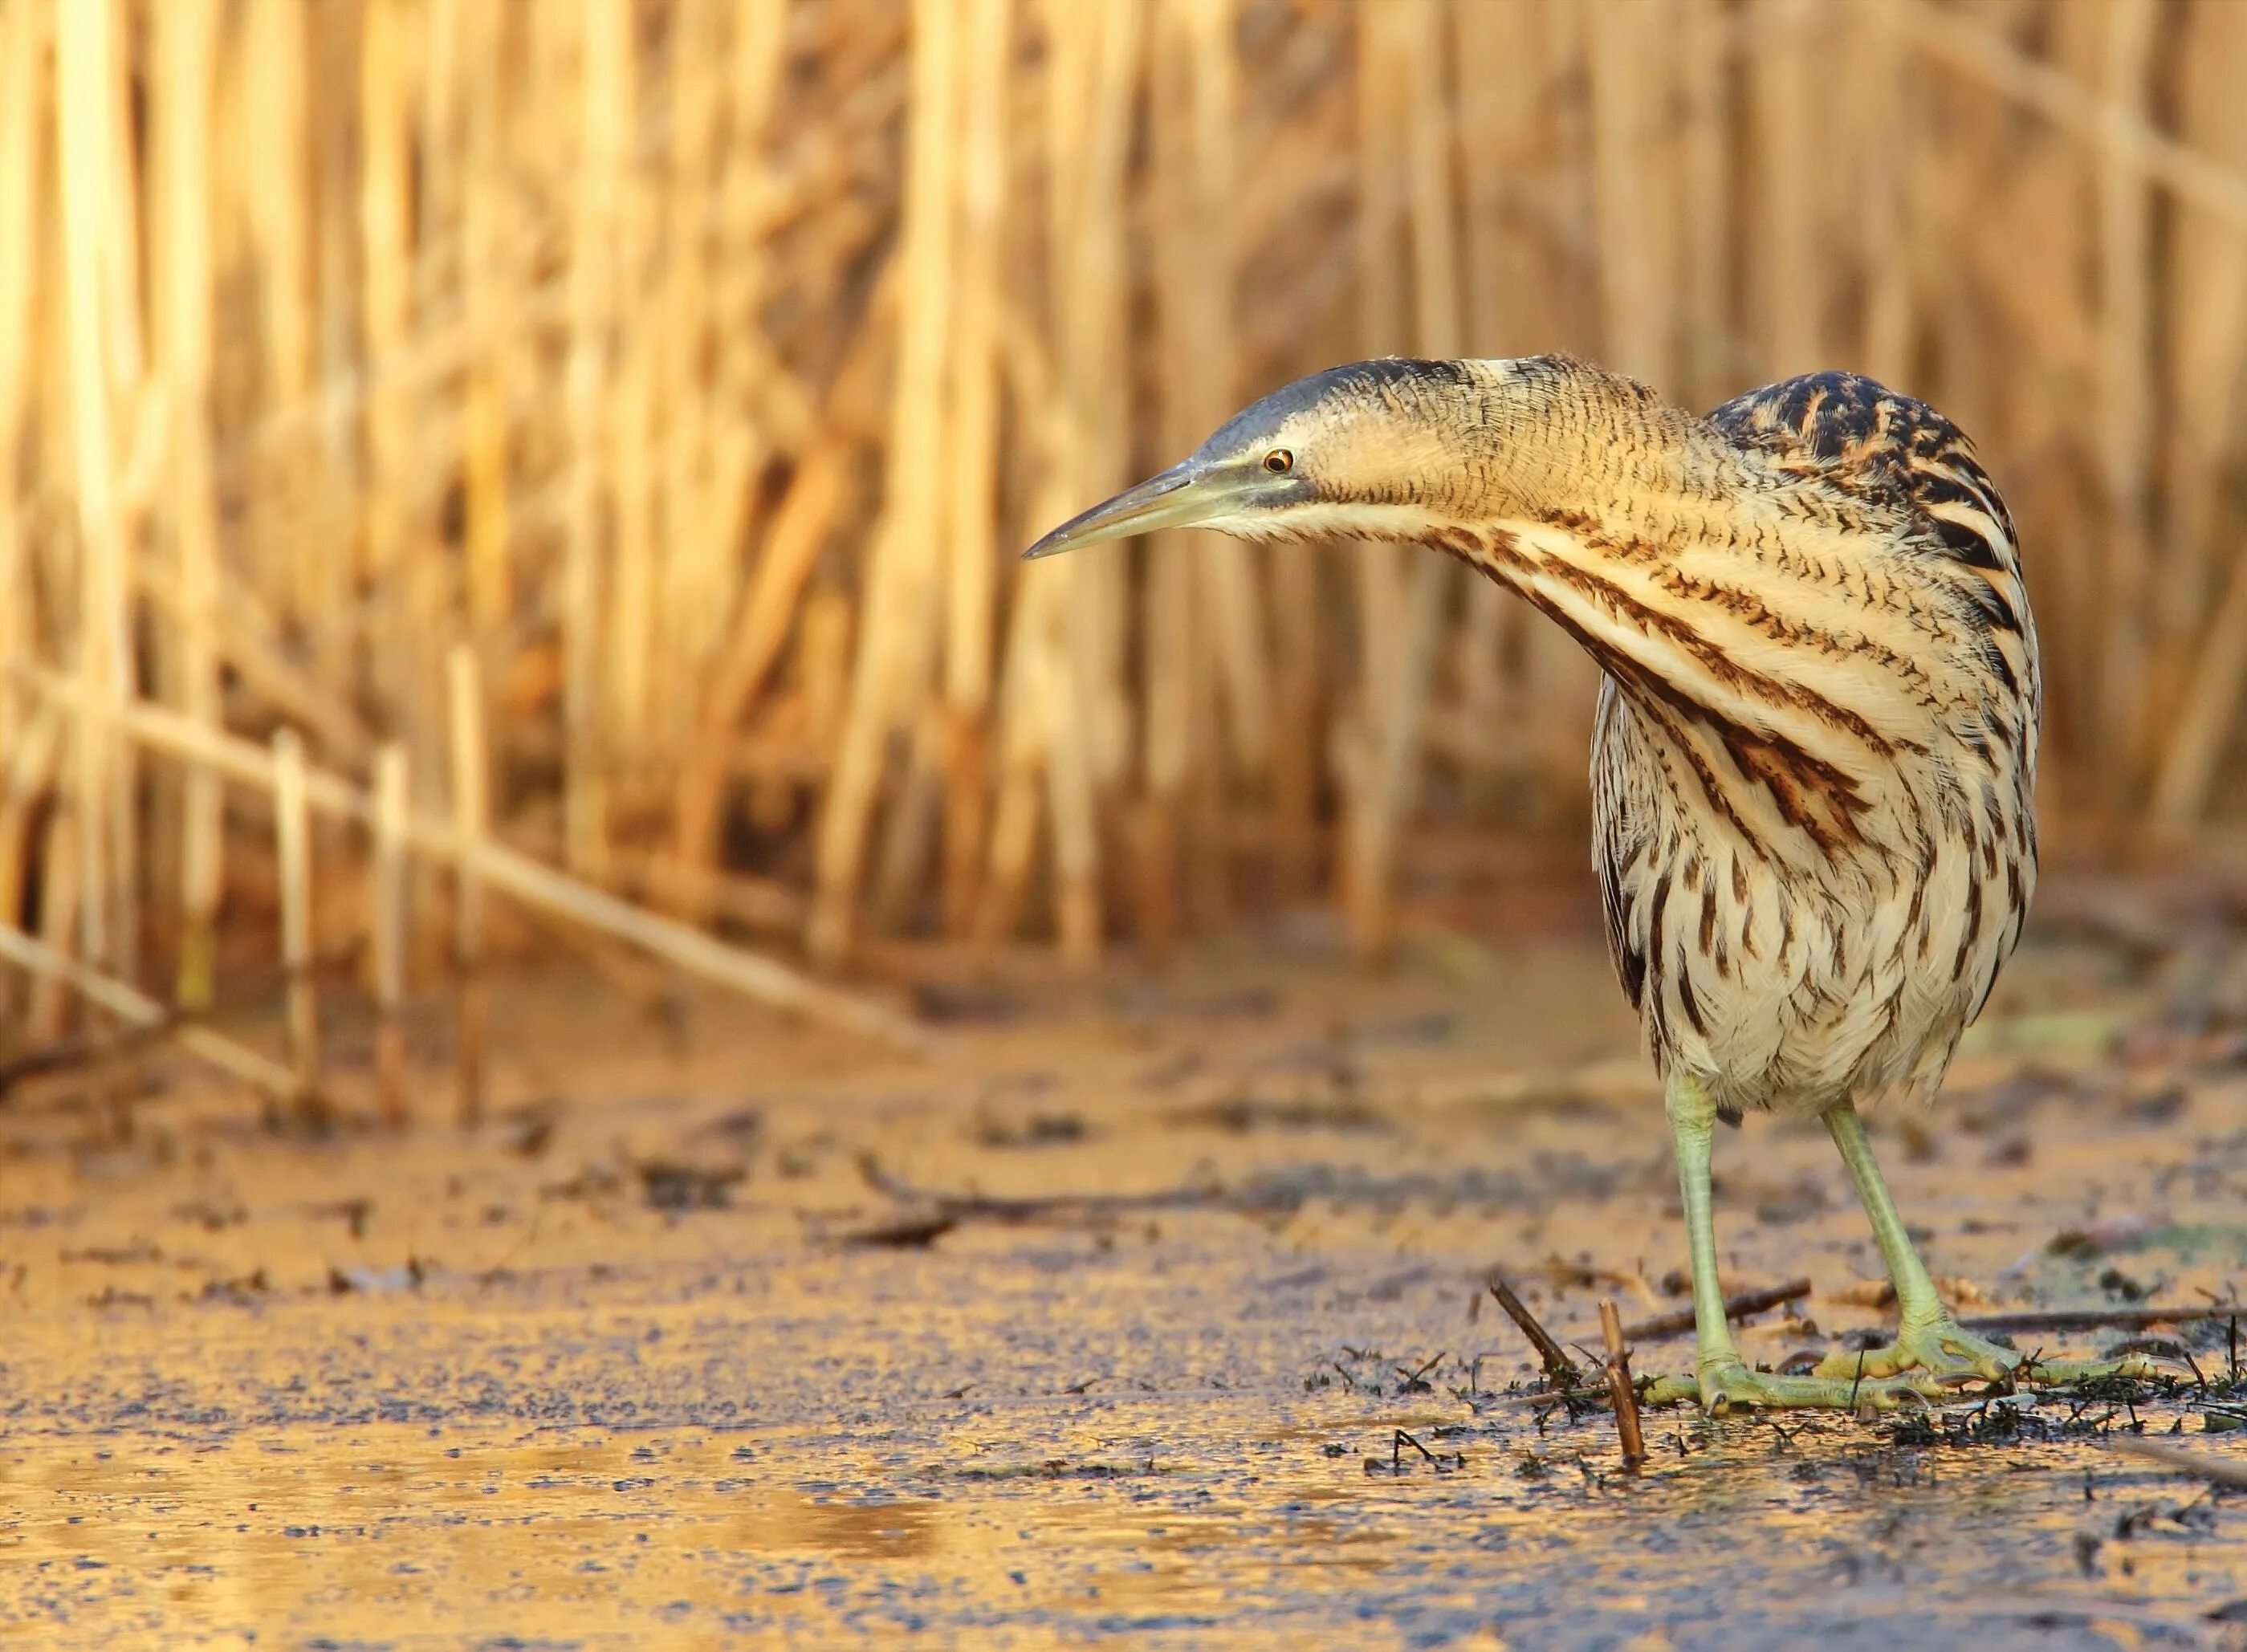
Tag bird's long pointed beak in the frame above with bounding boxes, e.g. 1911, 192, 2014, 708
1022, 459, 1235, 560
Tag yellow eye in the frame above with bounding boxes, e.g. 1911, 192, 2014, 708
1263, 448, 1293, 474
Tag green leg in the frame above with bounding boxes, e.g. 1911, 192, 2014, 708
1813, 1101, 2147, 1387
1644, 1076, 1940, 1414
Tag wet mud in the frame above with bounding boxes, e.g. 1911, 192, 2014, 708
6, 898, 2247, 1648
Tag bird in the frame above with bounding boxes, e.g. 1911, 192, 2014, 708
1023, 353, 2138, 1414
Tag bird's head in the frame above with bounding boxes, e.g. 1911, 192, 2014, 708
1023, 357, 1504, 560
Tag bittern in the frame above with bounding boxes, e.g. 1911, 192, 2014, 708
1025, 355, 2131, 1414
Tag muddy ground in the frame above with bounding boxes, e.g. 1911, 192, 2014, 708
6, 883, 2247, 1649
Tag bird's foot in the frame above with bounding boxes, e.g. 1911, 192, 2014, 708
1643, 1359, 1951, 1415
1811, 1316, 2019, 1385
1809, 1316, 2158, 1390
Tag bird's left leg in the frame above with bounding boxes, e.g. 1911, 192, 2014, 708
1811, 1101, 2144, 1386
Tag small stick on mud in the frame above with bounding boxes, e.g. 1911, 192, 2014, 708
449, 646, 489, 1128
272, 729, 324, 1121
2108, 1435, 2247, 1488
1619, 1276, 1811, 1342
1488, 1273, 1583, 1389
1599, 1300, 1647, 1468
1961, 1305, 2232, 1335
372, 743, 409, 1127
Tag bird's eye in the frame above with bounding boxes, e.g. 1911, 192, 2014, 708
1263, 449, 1293, 474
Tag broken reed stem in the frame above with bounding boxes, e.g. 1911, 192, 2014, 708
1488, 1273, 1584, 1390
372, 743, 409, 1127
2107, 1435, 2247, 1489
0, 922, 295, 1101
271, 727, 323, 1118
1598, 1300, 1647, 1469
9, 665, 935, 1055
1618, 1276, 1812, 1343
447, 645, 489, 1126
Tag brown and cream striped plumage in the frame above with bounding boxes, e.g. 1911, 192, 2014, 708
1162, 353, 2040, 1117
1588, 368, 2037, 1116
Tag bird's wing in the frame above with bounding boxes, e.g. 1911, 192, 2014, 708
1706, 371, 2041, 1078
1705, 370, 2038, 721
1590, 673, 1647, 1014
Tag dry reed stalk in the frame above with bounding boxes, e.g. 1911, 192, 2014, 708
372, 743, 409, 1127
56, 0, 136, 983
975, 474, 1075, 949
1445, 0, 1530, 792
2150, 551, 2247, 837
1676, 0, 1731, 405
447, 646, 489, 1126
2158, 0, 2247, 665
10, 665, 936, 1055
652, 0, 731, 731
1043, 0, 1145, 962
1337, 0, 1410, 957
272, 728, 322, 1114
0, 922, 297, 1103
668, 441, 853, 921
2096, 0, 2156, 793
1515, 0, 1601, 782
1178, 0, 1266, 795
153, 0, 225, 1010
1337, 0, 1455, 960
1752, 0, 1817, 375
870, 706, 946, 931
242, 0, 311, 401
939, 0, 1009, 938
28, 798, 78, 1043
810, 0, 960, 966
1589, 10, 1660, 385
1139, 0, 1223, 949
562, 0, 631, 883
455, 0, 511, 634
0, 0, 43, 958
359, 0, 414, 596
360, 0, 449, 867
709, 2, 789, 494
1846, 0, 1911, 389
0, 709, 62, 967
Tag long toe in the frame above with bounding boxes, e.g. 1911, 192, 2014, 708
2018, 1351, 2159, 1386
1683, 1361, 1949, 1415
1923, 1324, 2021, 1383
1812, 1342, 1916, 1381
1811, 1319, 2019, 1386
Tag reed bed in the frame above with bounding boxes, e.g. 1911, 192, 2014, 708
5, 0, 2247, 1070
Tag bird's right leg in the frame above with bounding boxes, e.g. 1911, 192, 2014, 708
1643, 1072, 1939, 1413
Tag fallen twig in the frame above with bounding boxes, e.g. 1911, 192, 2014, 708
855, 1153, 1223, 1223
1599, 1300, 1646, 1468
1616, 1277, 1812, 1343
1488, 1273, 1584, 1389
0, 923, 297, 1103
1963, 1305, 2233, 1335
841, 1212, 959, 1248
2108, 1435, 2247, 1488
